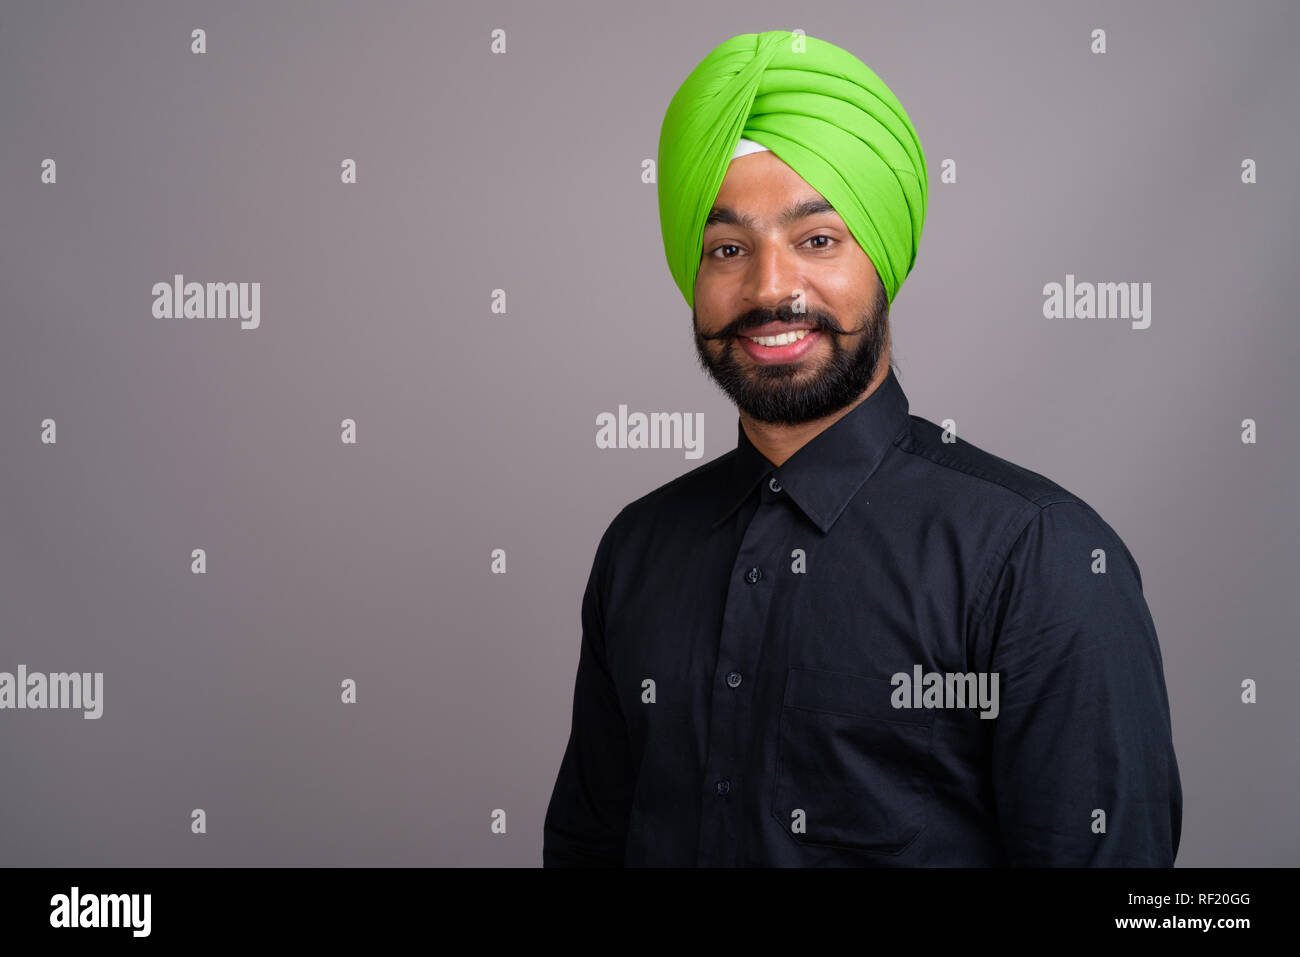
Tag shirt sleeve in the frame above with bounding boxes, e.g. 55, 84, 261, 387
978, 499, 1183, 866
542, 514, 637, 867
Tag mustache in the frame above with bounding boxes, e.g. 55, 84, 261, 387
698, 306, 847, 341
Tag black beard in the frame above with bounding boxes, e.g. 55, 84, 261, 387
691, 284, 890, 426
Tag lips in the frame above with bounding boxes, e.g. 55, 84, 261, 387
739, 321, 820, 339
737, 327, 822, 365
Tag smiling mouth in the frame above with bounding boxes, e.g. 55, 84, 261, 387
736, 327, 823, 365
740, 328, 816, 347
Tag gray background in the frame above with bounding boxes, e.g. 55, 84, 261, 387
1, 0, 1296, 866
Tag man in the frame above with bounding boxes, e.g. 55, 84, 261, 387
543, 30, 1181, 866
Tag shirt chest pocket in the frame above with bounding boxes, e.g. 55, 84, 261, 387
770, 667, 936, 856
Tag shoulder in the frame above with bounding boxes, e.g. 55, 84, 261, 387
611, 447, 737, 528
895, 414, 1084, 511
894, 414, 1142, 588
590, 448, 737, 558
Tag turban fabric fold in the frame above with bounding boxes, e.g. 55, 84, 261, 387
657, 30, 928, 309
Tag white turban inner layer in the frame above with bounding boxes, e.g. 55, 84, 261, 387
731, 137, 771, 161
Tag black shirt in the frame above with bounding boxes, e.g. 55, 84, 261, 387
543, 368, 1182, 866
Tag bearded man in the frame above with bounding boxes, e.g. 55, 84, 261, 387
544, 30, 1181, 867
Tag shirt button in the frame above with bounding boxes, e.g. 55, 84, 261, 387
745, 566, 762, 583
716, 779, 731, 795
768, 476, 782, 493
726, 671, 742, 688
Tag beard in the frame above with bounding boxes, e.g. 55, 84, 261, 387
691, 283, 890, 426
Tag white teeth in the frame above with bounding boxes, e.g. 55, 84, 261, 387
747, 329, 812, 347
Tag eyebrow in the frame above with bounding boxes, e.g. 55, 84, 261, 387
704, 197, 838, 231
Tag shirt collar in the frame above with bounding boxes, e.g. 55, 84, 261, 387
710, 366, 911, 534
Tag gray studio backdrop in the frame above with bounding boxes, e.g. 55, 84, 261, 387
1, 0, 1296, 866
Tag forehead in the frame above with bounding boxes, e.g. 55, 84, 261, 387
715, 149, 815, 198
708, 151, 837, 226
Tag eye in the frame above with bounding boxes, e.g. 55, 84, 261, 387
803, 235, 836, 250
710, 243, 743, 259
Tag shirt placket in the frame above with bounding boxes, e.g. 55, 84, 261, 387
696, 469, 788, 865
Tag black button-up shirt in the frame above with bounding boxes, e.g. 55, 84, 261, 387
543, 368, 1182, 866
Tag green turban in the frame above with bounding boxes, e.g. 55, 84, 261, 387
656, 30, 928, 309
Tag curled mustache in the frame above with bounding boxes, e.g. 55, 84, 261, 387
698, 305, 851, 341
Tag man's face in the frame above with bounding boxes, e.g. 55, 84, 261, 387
692, 150, 889, 426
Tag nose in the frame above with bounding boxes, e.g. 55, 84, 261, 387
741, 239, 802, 312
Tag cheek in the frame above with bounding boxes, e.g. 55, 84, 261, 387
694, 268, 722, 305
694, 286, 731, 326
809, 272, 864, 316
